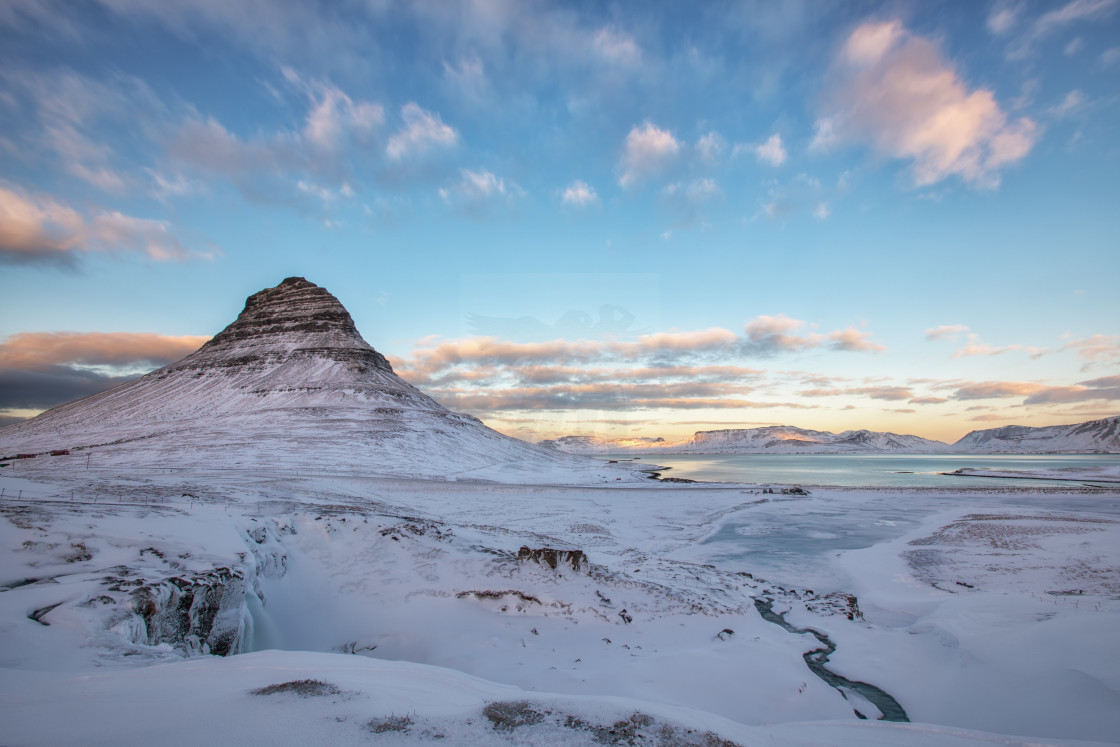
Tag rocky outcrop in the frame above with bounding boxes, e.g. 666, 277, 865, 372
125, 567, 250, 656
517, 546, 590, 574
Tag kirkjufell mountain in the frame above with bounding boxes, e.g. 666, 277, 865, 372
0, 277, 629, 481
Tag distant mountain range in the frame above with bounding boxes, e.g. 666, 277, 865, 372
541, 416, 1120, 455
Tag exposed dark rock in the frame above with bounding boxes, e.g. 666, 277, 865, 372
517, 545, 590, 574
482, 701, 546, 731
250, 679, 341, 697
130, 567, 248, 656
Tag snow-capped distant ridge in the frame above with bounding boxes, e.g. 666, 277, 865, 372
539, 435, 665, 453
543, 426, 950, 454
0, 278, 629, 481
953, 415, 1120, 453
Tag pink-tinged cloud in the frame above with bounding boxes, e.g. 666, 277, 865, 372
827, 327, 886, 353
909, 396, 949, 405
0, 331, 210, 370
925, 324, 969, 341
953, 381, 1045, 399
745, 314, 819, 351
821, 20, 1038, 187
618, 122, 680, 188
1023, 375, 1120, 405
799, 385, 913, 401
0, 184, 206, 264
1061, 334, 1120, 362
631, 327, 737, 352
951, 334, 1020, 358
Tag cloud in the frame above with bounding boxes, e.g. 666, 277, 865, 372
618, 122, 680, 188
987, 3, 1023, 35
1101, 47, 1120, 66
953, 381, 1044, 400
661, 178, 721, 226
561, 180, 599, 207
0, 330, 209, 410
799, 385, 914, 401
592, 26, 642, 67
909, 396, 948, 405
819, 20, 1038, 187
1022, 375, 1120, 405
1061, 334, 1120, 362
695, 132, 726, 164
827, 327, 887, 353
0, 331, 209, 371
1005, 0, 1119, 58
387, 315, 888, 419
169, 72, 391, 201
925, 324, 969, 341
439, 169, 524, 215
951, 333, 1020, 358
1049, 90, 1086, 118
386, 102, 458, 160
755, 133, 787, 166
744, 315, 885, 354
0, 184, 209, 265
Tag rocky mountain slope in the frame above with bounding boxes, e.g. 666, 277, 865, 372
542, 426, 950, 454
952, 415, 1120, 453
0, 277, 634, 482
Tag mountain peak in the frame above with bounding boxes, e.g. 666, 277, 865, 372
180, 277, 393, 374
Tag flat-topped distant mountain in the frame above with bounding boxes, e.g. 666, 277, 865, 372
0, 277, 633, 482
541, 426, 950, 454
952, 415, 1120, 453
538, 435, 666, 453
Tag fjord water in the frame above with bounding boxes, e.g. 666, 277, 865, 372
608, 453, 1120, 487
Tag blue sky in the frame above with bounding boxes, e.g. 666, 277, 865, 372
1, 0, 1118, 443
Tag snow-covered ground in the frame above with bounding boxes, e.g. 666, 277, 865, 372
2, 463, 1118, 746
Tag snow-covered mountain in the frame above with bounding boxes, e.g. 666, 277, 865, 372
542, 426, 950, 454
0, 277, 633, 482
539, 435, 666, 453
952, 415, 1120, 453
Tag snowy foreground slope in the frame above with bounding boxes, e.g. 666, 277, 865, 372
0, 277, 636, 484
1, 465, 1118, 746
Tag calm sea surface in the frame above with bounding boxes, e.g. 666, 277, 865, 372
597, 453, 1120, 487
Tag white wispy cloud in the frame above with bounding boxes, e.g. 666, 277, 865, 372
386, 102, 458, 160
